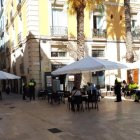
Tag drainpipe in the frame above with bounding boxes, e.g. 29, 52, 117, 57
39, 38, 42, 89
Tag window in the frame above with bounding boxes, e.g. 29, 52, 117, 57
0, 0, 3, 7
17, 0, 21, 3
51, 6, 68, 36
93, 15, 103, 29
51, 45, 67, 58
51, 52, 66, 57
92, 13, 106, 38
52, 8, 67, 27
92, 50, 104, 57
131, 20, 136, 29
92, 71, 105, 88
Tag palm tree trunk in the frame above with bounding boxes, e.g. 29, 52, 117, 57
77, 7, 85, 60
124, 0, 134, 63
74, 6, 85, 89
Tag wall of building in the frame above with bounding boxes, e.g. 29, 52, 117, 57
2, 0, 140, 93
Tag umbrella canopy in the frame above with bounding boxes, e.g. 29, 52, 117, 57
0, 71, 21, 79
52, 56, 128, 75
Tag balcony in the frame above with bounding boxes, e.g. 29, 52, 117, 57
92, 29, 107, 38
50, 26, 68, 38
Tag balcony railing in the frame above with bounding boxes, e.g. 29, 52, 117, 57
92, 29, 107, 38
50, 26, 68, 37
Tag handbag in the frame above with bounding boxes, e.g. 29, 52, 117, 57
71, 90, 77, 101
68, 90, 77, 102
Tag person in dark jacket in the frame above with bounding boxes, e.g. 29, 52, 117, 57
114, 76, 122, 102
28, 79, 36, 101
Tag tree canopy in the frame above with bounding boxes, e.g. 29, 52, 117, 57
68, 0, 104, 14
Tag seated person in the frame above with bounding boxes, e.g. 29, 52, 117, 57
87, 83, 103, 101
71, 86, 81, 96
69, 86, 82, 111
86, 83, 97, 95
128, 81, 139, 96
122, 80, 128, 97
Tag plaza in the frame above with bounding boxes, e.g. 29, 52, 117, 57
0, 93, 140, 140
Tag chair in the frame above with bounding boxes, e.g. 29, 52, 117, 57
56, 90, 65, 104
38, 90, 47, 100
46, 89, 53, 103
51, 92, 61, 104
87, 90, 99, 110
70, 95, 84, 112
96, 85, 101, 101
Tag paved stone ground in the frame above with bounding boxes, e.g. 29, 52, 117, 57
0, 93, 140, 140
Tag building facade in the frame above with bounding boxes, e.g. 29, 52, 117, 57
0, 0, 5, 70
1, 0, 140, 92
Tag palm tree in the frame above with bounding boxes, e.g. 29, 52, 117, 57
124, 0, 134, 63
124, 0, 135, 84
68, 0, 103, 88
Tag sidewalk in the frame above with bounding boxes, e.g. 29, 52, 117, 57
0, 93, 140, 140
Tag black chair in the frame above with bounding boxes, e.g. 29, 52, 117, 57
96, 85, 102, 101
57, 90, 65, 104
51, 92, 61, 104
70, 95, 84, 112
87, 90, 99, 110
45, 89, 53, 103
38, 90, 47, 100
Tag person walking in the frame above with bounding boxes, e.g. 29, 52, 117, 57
28, 79, 36, 101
